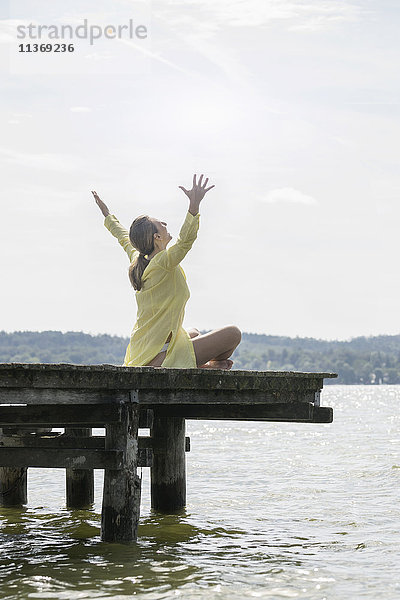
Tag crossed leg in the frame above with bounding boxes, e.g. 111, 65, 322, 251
190, 325, 241, 370
145, 325, 241, 369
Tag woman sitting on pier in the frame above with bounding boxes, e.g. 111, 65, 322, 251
92, 174, 241, 369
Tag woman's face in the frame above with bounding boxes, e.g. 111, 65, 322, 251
152, 218, 172, 247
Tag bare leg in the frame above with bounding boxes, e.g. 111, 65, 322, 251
145, 328, 201, 367
145, 326, 241, 369
187, 327, 233, 369
191, 326, 241, 369
145, 351, 166, 367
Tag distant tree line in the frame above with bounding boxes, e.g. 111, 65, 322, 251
1, 330, 400, 384
232, 333, 400, 384
0, 331, 125, 367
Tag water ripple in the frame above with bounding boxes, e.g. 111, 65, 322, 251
0, 386, 399, 599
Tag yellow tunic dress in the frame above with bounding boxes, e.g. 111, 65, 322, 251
104, 211, 200, 368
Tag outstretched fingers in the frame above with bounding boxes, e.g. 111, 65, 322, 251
195, 173, 215, 192
196, 173, 215, 195
179, 173, 215, 198
198, 175, 215, 192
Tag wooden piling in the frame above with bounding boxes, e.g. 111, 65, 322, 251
101, 400, 141, 542
65, 428, 94, 509
151, 416, 186, 513
0, 466, 27, 507
0, 427, 28, 507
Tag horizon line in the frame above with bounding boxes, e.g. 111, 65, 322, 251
1, 329, 400, 344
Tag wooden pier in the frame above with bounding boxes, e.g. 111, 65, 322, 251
0, 364, 336, 542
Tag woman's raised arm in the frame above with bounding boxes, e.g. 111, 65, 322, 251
92, 190, 110, 217
92, 190, 137, 262
157, 173, 215, 270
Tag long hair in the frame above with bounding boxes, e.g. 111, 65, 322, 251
128, 215, 158, 291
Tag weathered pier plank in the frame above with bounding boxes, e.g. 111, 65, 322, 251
0, 447, 123, 469
0, 364, 335, 394
0, 432, 190, 453
139, 389, 318, 405
0, 404, 121, 427
0, 389, 129, 405
150, 402, 333, 423
0, 388, 317, 405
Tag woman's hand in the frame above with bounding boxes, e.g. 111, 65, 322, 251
92, 190, 110, 218
179, 174, 215, 215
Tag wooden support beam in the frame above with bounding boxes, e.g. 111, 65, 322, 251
139, 389, 316, 405
0, 404, 121, 427
310, 406, 332, 423
151, 417, 186, 513
101, 400, 141, 542
0, 448, 123, 469
0, 433, 107, 449
0, 433, 191, 451
65, 428, 94, 509
150, 402, 333, 423
0, 388, 129, 405
0, 444, 153, 470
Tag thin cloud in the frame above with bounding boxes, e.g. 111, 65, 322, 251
151, 10, 253, 86
263, 187, 318, 205
157, 0, 363, 31
0, 147, 79, 172
345, 102, 400, 105
118, 38, 195, 76
70, 106, 92, 112
150, 0, 364, 88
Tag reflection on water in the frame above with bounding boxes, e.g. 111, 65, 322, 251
0, 386, 399, 599
0, 509, 244, 598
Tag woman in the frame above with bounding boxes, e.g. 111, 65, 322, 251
92, 173, 241, 369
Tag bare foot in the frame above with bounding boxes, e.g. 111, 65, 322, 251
199, 359, 233, 370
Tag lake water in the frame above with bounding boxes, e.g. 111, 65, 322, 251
0, 385, 399, 599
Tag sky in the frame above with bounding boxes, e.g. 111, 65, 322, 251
1, 0, 399, 341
